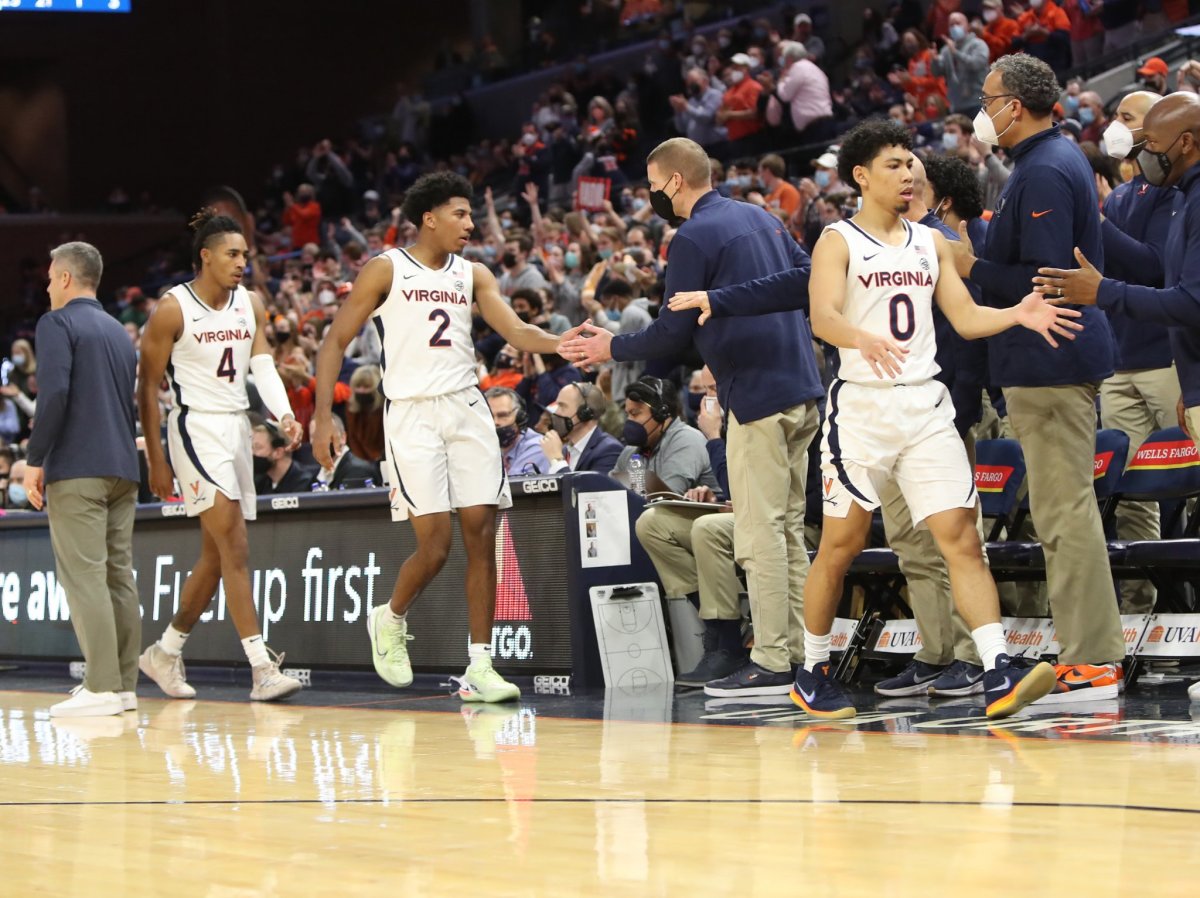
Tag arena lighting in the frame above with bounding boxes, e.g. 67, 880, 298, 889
0, 0, 131, 12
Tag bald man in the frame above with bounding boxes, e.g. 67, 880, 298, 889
1096, 91, 1183, 615
1036, 91, 1200, 699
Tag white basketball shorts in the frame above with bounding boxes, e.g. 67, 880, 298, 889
820, 378, 976, 527
382, 385, 512, 522
166, 408, 256, 520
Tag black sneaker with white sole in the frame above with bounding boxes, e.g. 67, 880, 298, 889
677, 649, 748, 688
703, 661, 793, 697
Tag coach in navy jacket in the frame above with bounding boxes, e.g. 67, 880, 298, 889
950, 54, 1126, 673
1040, 93, 1200, 456
562, 137, 822, 692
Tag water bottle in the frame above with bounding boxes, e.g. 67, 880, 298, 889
628, 453, 647, 498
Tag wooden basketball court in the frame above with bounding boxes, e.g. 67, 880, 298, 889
2, 683, 1199, 896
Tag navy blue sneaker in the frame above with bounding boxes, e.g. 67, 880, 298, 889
929, 659, 986, 697
703, 661, 792, 697
874, 659, 945, 697
984, 653, 1056, 719
791, 662, 856, 719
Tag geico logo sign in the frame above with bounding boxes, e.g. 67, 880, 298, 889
520, 478, 559, 495
161, 503, 187, 518
271, 496, 300, 511
491, 624, 533, 660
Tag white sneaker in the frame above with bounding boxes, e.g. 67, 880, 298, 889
455, 659, 520, 704
50, 686, 124, 718
1189, 680, 1200, 702
367, 604, 414, 688
250, 648, 303, 702
119, 691, 137, 712
139, 644, 197, 699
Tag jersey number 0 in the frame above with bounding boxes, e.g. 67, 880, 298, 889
889, 293, 915, 341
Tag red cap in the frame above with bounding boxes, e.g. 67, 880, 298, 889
1138, 57, 1168, 77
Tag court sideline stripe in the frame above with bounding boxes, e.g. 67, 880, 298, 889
2, 797, 1199, 816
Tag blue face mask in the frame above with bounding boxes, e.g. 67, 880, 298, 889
686, 392, 703, 412
622, 419, 650, 449
949, 25, 966, 42
564, 251, 580, 269
598, 248, 613, 260
815, 170, 832, 188
1063, 95, 1080, 115
943, 131, 959, 151
8, 484, 27, 507
1078, 106, 1095, 126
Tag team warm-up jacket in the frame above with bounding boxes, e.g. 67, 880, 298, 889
1100, 174, 1179, 371
969, 126, 1116, 387
1096, 163, 1200, 408
610, 190, 824, 424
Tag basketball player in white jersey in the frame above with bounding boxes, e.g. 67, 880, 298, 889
312, 173, 567, 703
784, 119, 1091, 719
137, 209, 304, 702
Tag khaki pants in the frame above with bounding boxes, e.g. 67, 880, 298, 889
634, 508, 741, 621
1189, 408, 1200, 450
1004, 384, 1125, 665
879, 479, 981, 666
727, 401, 820, 672
46, 477, 140, 694
1100, 366, 1182, 613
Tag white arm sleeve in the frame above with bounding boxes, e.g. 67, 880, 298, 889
249, 354, 294, 421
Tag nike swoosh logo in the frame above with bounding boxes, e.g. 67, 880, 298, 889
863, 253, 879, 262
1031, 209, 1053, 218
403, 273, 420, 280
469, 399, 480, 407
192, 316, 206, 322
798, 686, 817, 703
994, 676, 1012, 691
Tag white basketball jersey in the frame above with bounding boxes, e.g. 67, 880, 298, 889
828, 218, 940, 385
166, 283, 256, 412
373, 248, 476, 400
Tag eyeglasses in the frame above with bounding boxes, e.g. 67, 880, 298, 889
978, 93, 1015, 108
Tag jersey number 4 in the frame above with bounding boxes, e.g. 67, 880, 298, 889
889, 293, 915, 341
428, 309, 452, 347
216, 347, 237, 382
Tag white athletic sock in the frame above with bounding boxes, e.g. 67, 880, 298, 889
242, 635, 270, 669
803, 631, 831, 672
467, 643, 491, 667
971, 622, 1007, 672
388, 607, 406, 624
158, 624, 189, 657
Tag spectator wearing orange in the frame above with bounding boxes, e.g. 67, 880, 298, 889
888, 30, 947, 118
480, 344, 524, 391
282, 184, 321, 250
980, 0, 1021, 61
345, 365, 385, 463
1014, 0, 1071, 74
752, 154, 801, 220
715, 54, 764, 146
924, 0, 962, 42
1061, 0, 1103, 67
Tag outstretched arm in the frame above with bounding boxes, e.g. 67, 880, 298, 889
474, 262, 562, 354
933, 230, 1082, 344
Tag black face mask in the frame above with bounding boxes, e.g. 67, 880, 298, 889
1138, 131, 1186, 187
550, 412, 575, 438
622, 419, 652, 449
686, 83, 702, 98
494, 354, 515, 369
495, 424, 520, 448
253, 455, 271, 477
515, 311, 531, 323
649, 175, 683, 225
501, 251, 519, 268
686, 391, 703, 412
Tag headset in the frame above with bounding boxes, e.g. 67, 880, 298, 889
570, 382, 600, 422
626, 376, 673, 423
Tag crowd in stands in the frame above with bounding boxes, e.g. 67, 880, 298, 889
0, 0, 1195, 521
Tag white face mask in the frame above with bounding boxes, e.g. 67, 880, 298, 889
318, 289, 336, 306
729, 70, 745, 84
983, 9, 998, 23
973, 99, 1015, 147
1102, 120, 1142, 159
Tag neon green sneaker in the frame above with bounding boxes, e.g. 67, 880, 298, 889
367, 604, 413, 688
456, 659, 520, 703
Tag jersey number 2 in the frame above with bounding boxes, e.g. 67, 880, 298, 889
889, 293, 915, 341
428, 309, 452, 347
216, 347, 237, 382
